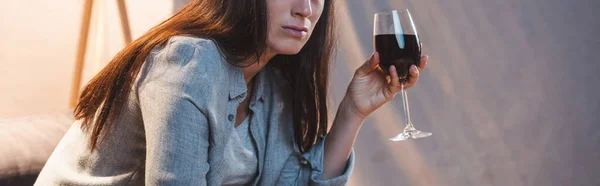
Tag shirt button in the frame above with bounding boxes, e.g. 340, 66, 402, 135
228, 114, 234, 121
300, 159, 308, 165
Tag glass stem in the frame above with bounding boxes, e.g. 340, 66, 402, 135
401, 83, 415, 131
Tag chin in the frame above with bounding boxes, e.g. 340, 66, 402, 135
268, 38, 307, 55
277, 48, 303, 55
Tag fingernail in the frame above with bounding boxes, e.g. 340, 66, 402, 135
411, 65, 418, 72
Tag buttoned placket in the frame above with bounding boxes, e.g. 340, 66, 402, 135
249, 69, 267, 185
226, 63, 268, 185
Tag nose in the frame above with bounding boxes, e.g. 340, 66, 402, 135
292, 0, 312, 18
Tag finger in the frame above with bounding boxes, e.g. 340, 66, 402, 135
385, 65, 402, 99
418, 55, 428, 72
404, 65, 420, 89
356, 51, 380, 76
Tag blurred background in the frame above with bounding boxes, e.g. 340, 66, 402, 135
1, 0, 599, 185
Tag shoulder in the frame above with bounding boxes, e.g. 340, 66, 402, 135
159, 35, 222, 64
166, 35, 220, 53
142, 35, 231, 79
137, 35, 229, 98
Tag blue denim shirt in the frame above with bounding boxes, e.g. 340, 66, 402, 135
35, 36, 354, 185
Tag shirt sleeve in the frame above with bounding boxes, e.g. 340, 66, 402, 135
276, 135, 355, 186
137, 39, 209, 185
301, 135, 356, 186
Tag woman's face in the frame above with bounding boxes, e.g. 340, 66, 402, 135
266, 0, 325, 55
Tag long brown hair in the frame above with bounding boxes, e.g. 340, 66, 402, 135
75, 0, 336, 153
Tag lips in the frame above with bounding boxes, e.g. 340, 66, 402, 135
282, 25, 309, 38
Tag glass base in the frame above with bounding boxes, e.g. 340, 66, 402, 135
389, 128, 432, 141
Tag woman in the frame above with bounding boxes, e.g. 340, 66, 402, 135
36, 0, 428, 185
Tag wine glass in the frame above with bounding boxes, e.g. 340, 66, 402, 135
374, 9, 432, 141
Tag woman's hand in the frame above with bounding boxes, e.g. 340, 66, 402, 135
324, 52, 427, 179
342, 51, 428, 120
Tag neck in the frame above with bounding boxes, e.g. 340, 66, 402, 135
241, 49, 276, 85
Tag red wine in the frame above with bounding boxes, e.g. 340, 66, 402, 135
375, 34, 421, 79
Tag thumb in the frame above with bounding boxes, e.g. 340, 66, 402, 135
355, 52, 380, 76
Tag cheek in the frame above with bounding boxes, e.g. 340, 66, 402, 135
312, 1, 325, 21
313, 0, 325, 17
308, 6, 325, 34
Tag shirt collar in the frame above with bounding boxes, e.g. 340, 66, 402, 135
227, 63, 265, 102
252, 67, 265, 103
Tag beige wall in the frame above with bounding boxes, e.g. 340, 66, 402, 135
0, 1, 174, 117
